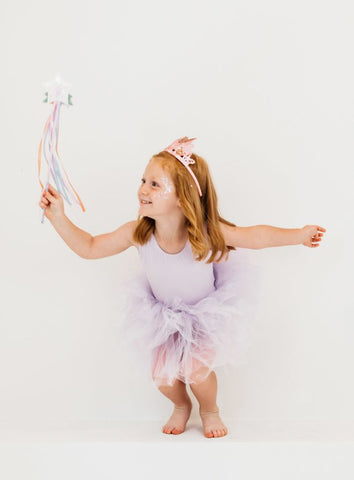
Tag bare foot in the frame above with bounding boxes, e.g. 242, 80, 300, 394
199, 407, 228, 438
162, 399, 193, 435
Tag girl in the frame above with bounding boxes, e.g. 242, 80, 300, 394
38, 136, 326, 439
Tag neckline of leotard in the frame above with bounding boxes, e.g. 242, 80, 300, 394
152, 232, 189, 256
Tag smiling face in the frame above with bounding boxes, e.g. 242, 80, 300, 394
138, 159, 181, 219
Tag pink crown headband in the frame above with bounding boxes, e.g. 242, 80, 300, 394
164, 136, 202, 197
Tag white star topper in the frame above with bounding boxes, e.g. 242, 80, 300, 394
43, 75, 72, 105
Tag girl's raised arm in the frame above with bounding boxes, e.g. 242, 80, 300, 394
87, 220, 138, 259
39, 184, 137, 259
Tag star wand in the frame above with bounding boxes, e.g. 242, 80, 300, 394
37, 75, 85, 223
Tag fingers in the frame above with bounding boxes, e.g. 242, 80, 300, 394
39, 197, 48, 208
41, 184, 60, 202
38, 187, 55, 207
39, 194, 49, 209
38, 185, 64, 217
39, 190, 49, 207
47, 183, 60, 198
43, 189, 56, 202
304, 225, 326, 249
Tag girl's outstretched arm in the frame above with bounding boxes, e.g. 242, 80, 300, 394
219, 222, 326, 249
219, 222, 261, 249
253, 224, 326, 249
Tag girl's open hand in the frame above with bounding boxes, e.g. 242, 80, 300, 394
38, 184, 64, 220
301, 225, 326, 248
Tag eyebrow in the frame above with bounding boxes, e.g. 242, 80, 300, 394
141, 176, 159, 181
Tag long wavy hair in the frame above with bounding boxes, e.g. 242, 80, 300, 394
132, 150, 237, 263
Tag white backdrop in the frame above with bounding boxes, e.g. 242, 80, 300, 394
0, 0, 353, 429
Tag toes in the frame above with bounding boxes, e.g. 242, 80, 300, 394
162, 425, 184, 434
204, 428, 228, 438
172, 427, 183, 434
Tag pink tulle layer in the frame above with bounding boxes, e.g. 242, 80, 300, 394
117, 250, 262, 387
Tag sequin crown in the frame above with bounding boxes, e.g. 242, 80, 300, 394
164, 136, 202, 196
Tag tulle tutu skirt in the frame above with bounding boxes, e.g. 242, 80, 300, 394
116, 249, 262, 387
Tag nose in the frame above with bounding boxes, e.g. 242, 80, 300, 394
139, 184, 148, 197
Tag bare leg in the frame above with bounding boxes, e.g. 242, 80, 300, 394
189, 370, 228, 438
157, 378, 193, 435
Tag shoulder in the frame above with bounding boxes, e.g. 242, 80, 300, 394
125, 220, 139, 249
218, 221, 236, 241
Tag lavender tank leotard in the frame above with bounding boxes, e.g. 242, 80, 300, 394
137, 232, 215, 305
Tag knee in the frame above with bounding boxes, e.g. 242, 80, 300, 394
156, 378, 175, 390
157, 383, 171, 391
189, 375, 206, 387
189, 369, 215, 387
156, 377, 186, 390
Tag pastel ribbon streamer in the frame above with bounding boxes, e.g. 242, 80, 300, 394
37, 76, 85, 223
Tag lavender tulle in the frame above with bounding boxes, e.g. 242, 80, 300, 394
116, 250, 262, 387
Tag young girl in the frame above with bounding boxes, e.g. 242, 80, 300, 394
38, 136, 326, 439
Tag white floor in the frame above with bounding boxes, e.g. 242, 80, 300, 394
0, 419, 353, 479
